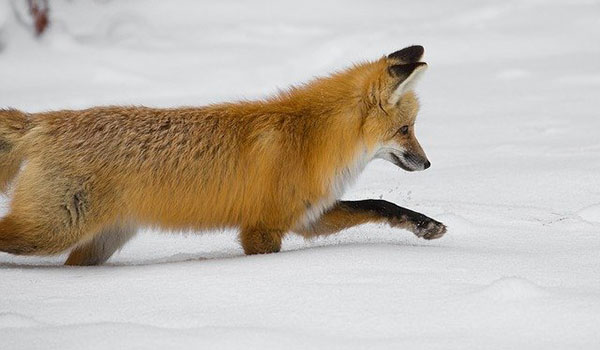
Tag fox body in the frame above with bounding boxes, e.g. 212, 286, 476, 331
0, 46, 446, 265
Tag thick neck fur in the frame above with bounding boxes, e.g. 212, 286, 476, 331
242, 59, 386, 168
234, 59, 388, 228
191, 59, 389, 229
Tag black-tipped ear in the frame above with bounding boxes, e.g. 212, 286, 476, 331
387, 62, 428, 105
388, 62, 427, 80
388, 45, 424, 63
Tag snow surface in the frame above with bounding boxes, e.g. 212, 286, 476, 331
1, 0, 600, 349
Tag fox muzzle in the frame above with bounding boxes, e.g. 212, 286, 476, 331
391, 151, 430, 172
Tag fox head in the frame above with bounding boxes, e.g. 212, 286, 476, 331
364, 46, 431, 172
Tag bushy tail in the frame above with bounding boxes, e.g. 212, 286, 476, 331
0, 109, 30, 192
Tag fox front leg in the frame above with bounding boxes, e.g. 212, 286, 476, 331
240, 227, 284, 255
297, 199, 446, 240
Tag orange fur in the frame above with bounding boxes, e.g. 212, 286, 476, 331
0, 46, 445, 265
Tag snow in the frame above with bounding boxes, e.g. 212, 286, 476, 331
1, 0, 600, 349
579, 204, 600, 223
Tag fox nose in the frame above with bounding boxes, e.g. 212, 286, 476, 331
423, 160, 431, 169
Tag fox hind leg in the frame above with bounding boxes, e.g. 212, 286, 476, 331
65, 224, 137, 266
0, 211, 90, 255
0, 163, 121, 257
0, 214, 50, 255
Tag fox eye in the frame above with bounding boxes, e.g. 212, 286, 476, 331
399, 125, 409, 135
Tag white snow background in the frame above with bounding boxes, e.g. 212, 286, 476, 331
1, 0, 600, 349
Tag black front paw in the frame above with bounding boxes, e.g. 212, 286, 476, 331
413, 217, 447, 240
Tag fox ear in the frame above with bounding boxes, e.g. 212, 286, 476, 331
388, 45, 424, 63
387, 62, 427, 105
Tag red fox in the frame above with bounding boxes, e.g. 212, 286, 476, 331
0, 45, 446, 266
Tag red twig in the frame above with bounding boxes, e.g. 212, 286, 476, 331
27, 0, 49, 37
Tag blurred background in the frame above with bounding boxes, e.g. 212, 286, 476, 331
2, 0, 598, 110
